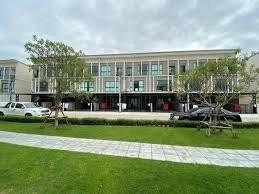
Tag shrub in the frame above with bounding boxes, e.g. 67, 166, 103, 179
0, 116, 258, 129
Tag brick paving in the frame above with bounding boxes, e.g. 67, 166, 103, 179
0, 131, 258, 168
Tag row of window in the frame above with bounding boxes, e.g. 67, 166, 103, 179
0, 67, 16, 80
93, 63, 178, 76
33, 59, 217, 78
88, 60, 215, 76
33, 77, 236, 93
79, 80, 168, 92
34, 80, 169, 93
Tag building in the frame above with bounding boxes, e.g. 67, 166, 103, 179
246, 53, 259, 113
31, 49, 251, 112
0, 59, 32, 105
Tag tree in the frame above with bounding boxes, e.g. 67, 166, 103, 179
70, 90, 97, 109
25, 35, 90, 128
177, 52, 251, 135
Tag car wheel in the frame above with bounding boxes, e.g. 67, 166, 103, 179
25, 113, 32, 117
0, 112, 4, 116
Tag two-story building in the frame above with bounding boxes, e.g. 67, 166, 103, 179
0, 59, 32, 105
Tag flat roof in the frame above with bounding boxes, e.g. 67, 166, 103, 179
0, 59, 27, 65
83, 49, 237, 59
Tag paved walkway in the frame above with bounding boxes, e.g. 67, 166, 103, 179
64, 111, 259, 122
0, 131, 258, 168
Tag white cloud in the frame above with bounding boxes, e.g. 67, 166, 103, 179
0, 0, 258, 62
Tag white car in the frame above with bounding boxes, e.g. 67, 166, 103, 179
0, 102, 50, 117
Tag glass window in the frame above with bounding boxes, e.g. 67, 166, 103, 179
142, 63, 149, 75
169, 60, 177, 75
198, 59, 207, 66
1, 81, 9, 93
39, 81, 48, 92
134, 80, 144, 92
180, 65, 186, 73
169, 65, 176, 75
100, 64, 111, 76
126, 67, 132, 76
151, 63, 163, 75
137, 64, 141, 75
92, 65, 98, 76
4, 103, 11, 108
11, 103, 15, 108
179, 60, 187, 74
156, 80, 167, 91
100, 64, 106, 76
0, 68, 4, 79
4, 68, 10, 79
116, 66, 122, 76
105, 81, 118, 92
33, 67, 39, 78
80, 81, 94, 92
15, 103, 24, 109
189, 60, 197, 69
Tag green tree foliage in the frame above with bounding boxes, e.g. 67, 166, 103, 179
177, 53, 251, 134
70, 90, 96, 104
25, 35, 90, 128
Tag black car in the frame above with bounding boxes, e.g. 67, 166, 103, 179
170, 107, 241, 122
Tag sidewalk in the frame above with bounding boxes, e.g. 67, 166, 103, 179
0, 131, 258, 168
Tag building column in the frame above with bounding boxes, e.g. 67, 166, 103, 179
149, 61, 151, 92
123, 62, 126, 91
98, 62, 101, 92
132, 62, 134, 92
140, 61, 143, 76
177, 60, 180, 91
167, 60, 170, 92
115, 62, 117, 93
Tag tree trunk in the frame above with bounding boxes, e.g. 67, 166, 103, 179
54, 94, 61, 128
208, 96, 212, 125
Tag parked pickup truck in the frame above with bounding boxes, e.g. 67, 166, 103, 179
0, 102, 50, 117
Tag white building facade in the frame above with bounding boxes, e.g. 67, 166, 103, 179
30, 49, 256, 112
0, 59, 32, 105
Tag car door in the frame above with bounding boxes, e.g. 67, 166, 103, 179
5, 103, 15, 116
14, 103, 26, 116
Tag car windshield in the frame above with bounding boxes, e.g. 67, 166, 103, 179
193, 107, 210, 114
222, 109, 233, 114
4, 103, 11, 108
188, 108, 199, 113
24, 103, 41, 108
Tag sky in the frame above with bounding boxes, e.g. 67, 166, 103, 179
0, 0, 259, 62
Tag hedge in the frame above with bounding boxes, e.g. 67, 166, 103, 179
0, 116, 259, 129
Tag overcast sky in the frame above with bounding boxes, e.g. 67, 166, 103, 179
0, 0, 259, 62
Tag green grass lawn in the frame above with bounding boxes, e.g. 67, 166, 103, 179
0, 121, 259, 149
0, 142, 259, 194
